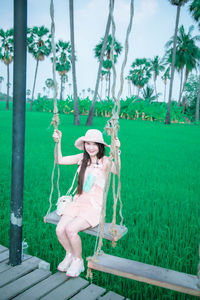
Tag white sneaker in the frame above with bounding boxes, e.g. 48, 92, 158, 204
57, 253, 73, 272
66, 257, 85, 277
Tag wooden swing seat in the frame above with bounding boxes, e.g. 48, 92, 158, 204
44, 210, 128, 241
88, 253, 200, 297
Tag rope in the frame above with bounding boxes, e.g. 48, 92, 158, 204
109, 0, 134, 238
44, 146, 60, 222
44, 0, 60, 221
50, 0, 59, 119
115, 0, 134, 229
90, 0, 134, 258
117, 0, 134, 101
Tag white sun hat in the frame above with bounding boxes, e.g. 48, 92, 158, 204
75, 129, 109, 150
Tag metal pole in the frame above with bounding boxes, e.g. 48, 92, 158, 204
9, 0, 27, 266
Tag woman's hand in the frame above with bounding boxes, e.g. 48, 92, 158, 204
53, 129, 62, 143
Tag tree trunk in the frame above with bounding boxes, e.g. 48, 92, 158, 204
164, 82, 167, 102
97, 91, 103, 103
137, 87, 140, 97
105, 78, 108, 98
179, 69, 188, 107
6, 64, 10, 110
154, 76, 158, 101
31, 59, 39, 111
129, 81, 132, 97
86, 0, 113, 126
108, 70, 111, 99
177, 67, 183, 106
60, 75, 63, 100
100, 77, 103, 99
165, 4, 181, 124
69, 0, 80, 125
195, 73, 200, 123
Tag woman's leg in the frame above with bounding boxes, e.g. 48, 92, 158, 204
65, 216, 91, 259
56, 215, 74, 253
65, 216, 91, 277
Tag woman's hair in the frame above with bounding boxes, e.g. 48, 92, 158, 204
77, 143, 105, 194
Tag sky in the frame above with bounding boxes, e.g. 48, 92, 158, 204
0, 0, 199, 101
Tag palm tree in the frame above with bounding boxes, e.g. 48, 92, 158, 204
101, 69, 109, 99
94, 34, 123, 98
0, 28, 14, 110
0, 76, 4, 93
179, 27, 200, 106
166, 25, 200, 105
27, 26, 51, 110
129, 58, 151, 97
69, 0, 80, 125
190, 1, 200, 122
161, 66, 171, 102
141, 85, 157, 103
60, 74, 68, 100
55, 40, 71, 100
150, 56, 165, 100
45, 78, 54, 97
99, 70, 107, 99
165, 0, 189, 124
189, 0, 200, 22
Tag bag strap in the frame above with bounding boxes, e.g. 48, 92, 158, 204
66, 169, 78, 196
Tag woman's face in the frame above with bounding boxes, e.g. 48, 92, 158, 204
84, 142, 99, 157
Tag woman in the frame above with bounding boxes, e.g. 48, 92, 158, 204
53, 129, 120, 277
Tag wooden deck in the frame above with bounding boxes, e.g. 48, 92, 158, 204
0, 245, 127, 300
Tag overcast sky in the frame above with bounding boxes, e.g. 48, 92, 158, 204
0, 0, 199, 101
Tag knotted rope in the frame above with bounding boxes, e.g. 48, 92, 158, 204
106, 0, 134, 241
87, 1, 134, 273
44, 0, 60, 222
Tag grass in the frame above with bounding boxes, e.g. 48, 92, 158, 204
0, 107, 200, 299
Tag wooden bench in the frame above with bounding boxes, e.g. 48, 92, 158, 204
88, 253, 200, 297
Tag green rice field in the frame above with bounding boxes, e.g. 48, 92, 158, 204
0, 106, 200, 299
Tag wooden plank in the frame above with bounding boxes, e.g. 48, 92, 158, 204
0, 254, 32, 274
13, 272, 70, 300
0, 250, 9, 263
99, 291, 125, 300
0, 245, 8, 253
0, 256, 42, 288
40, 277, 89, 300
0, 269, 51, 300
0, 261, 12, 273
88, 253, 200, 297
70, 283, 106, 300
45, 210, 128, 241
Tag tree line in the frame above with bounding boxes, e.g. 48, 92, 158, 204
0, 0, 200, 124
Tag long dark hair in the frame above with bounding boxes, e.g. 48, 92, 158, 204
77, 143, 105, 194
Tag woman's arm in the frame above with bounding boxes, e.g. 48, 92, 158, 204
53, 129, 83, 165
